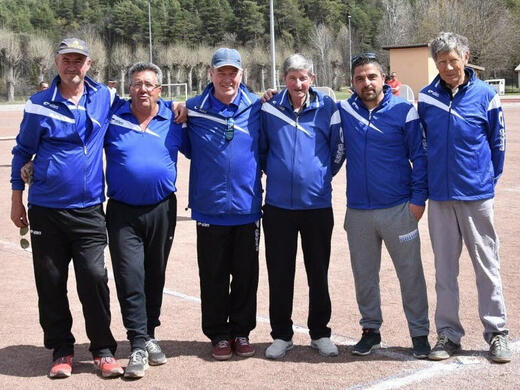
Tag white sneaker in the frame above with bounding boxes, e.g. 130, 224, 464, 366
311, 337, 339, 357
265, 339, 293, 359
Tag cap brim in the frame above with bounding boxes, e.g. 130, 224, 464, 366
57, 48, 89, 57
213, 62, 242, 70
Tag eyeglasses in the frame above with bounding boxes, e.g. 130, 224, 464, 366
20, 225, 30, 250
225, 118, 234, 142
351, 52, 378, 67
130, 82, 160, 91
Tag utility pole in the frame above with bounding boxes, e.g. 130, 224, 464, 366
269, 0, 276, 89
348, 15, 352, 85
148, 1, 153, 63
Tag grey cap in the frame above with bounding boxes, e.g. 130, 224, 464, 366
56, 38, 90, 57
211, 48, 242, 70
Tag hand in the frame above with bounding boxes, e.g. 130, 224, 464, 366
20, 161, 33, 185
172, 102, 187, 124
409, 203, 425, 221
11, 191, 28, 228
261, 89, 278, 103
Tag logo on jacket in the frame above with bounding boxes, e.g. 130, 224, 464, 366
43, 101, 59, 109
427, 89, 439, 97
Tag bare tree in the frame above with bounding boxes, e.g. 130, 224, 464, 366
310, 24, 334, 87
27, 36, 53, 83
0, 29, 24, 102
111, 43, 133, 96
378, 0, 414, 46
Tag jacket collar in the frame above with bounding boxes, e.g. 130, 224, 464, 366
48, 74, 101, 103
433, 67, 476, 93
119, 99, 171, 120
196, 83, 254, 114
274, 86, 320, 112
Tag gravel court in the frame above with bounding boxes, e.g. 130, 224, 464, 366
0, 104, 518, 389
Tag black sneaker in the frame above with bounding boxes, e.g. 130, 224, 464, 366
489, 334, 511, 363
352, 329, 381, 356
412, 336, 431, 359
145, 339, 167, 366
428, 334, 461, 360
124, 349, 149, 379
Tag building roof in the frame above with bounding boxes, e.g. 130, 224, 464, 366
468, 63, 485, 71
515, 64, 520, 72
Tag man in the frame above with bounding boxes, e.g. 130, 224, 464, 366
105, 62, 186, 378
418, 32, 510, 363
260, 54, 343, 359
107, 80, 117, 95
337, 53, 430, 358
10, 38, 123, 378
184, 48, 262, 360
386, 72, 402, 96
38, 81, 49, 91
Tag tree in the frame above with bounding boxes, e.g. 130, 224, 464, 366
0, 30, 25, 101
27, 36, 53, 83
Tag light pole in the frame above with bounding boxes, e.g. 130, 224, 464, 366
148, 0, 153, 63
269, 0, 277, 89
348, 15, 352, 85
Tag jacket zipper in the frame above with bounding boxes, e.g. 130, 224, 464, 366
365, 111, 372, 207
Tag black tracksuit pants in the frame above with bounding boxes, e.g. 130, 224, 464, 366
106, 194, 176, 351
262, 204, 333, 341
196, 221, 260, 345
28, 204, 116, 361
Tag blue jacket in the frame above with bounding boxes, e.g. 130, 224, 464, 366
11, 75, 113, 209
185, 83, 262, 225
418, 68, 505, 201
338, 86, 428, 209
105, 99, 187, 206
260, 87, 343, 210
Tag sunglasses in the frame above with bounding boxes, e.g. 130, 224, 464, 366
20, 225, 30, 250
351, 52, 378, 67
225, 118, 234, 142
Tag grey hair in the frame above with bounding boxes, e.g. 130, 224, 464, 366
430, 32, 469, 62
128, 62, 163, 85
282, 54, 314, 76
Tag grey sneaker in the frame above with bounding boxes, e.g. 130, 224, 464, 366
124, 349, 149, 379
145, 339, 167, 366
428, 335, 461, 360
489, 334, 511, 363
311, 337, 339, 357
265, 339, 293, 359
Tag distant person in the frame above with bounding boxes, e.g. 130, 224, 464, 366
337, 53, 431, 359
107, 80, 117, 95
10, 37, 123, 379
185, 48, 262, 360
418, 32, 511, 363
105, 62, 187, 378
38, 81, 49, 91
386, 72, 401, 96
260, 54, 343, 359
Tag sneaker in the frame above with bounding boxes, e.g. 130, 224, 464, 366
489, 334, 512, 363
145, 339, 167, 366
352, 329, 381, 356
231, 337, 255, 357
412, 336, 431, 359
48, 355, 73, 379
311, 337, 339, 357
124, 350, 149, 379
428, 334, 461, 360
93, 355, 124, 378
265, 339, 293, 359
212, 340, 232, 361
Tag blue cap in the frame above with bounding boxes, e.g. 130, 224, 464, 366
56, 38, 90, 57
211, 48, 242, 70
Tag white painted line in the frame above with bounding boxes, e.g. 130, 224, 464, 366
350, 340, 520, 390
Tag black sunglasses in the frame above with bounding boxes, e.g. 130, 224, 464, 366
351, 52, 378, 67
225, 118, 234, 142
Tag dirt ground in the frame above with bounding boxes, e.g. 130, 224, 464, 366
0, 102, 518, 389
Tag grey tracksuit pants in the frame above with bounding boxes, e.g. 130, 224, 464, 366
428, 199, 508, 344
344, 202, 429, 337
